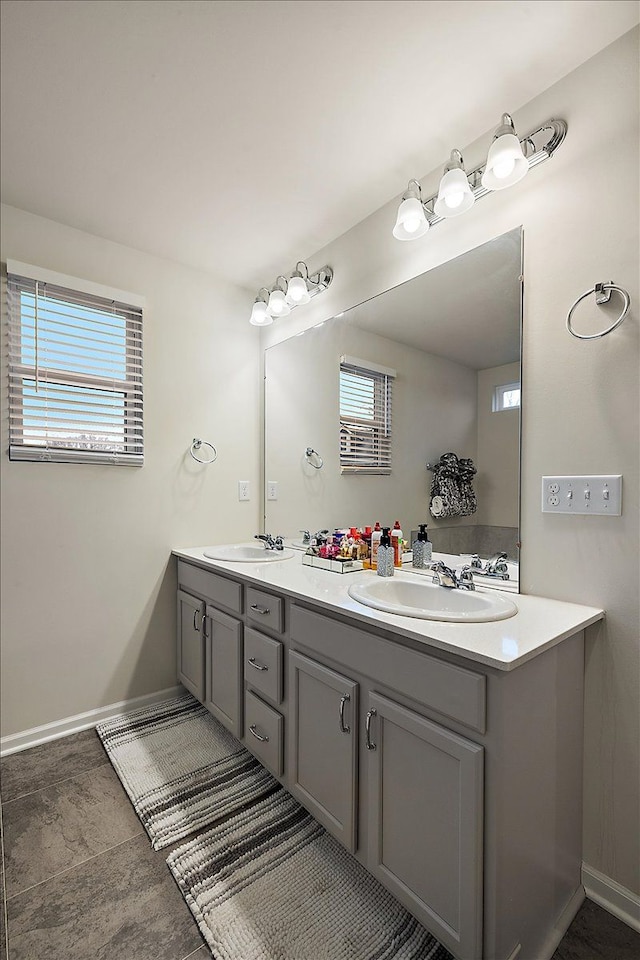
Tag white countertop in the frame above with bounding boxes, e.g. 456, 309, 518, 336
172, 545, 604, 672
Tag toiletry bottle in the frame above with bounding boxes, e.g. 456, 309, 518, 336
391, 520, 403, 567
362, 526, 372, 568
412, 524, 432, 568
371, 522, 382, 570
376, 528, 394, 577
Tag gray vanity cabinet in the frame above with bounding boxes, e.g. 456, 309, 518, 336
204, 604, 243, 740
366, 691, 483, 960
289, 650, 359, 853
176, 589, 205, 701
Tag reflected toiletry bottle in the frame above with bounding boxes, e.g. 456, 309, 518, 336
377, 528, 394, 577
391, 520, 403, 567
412, 524, 432, 568
371, 522, 382, 570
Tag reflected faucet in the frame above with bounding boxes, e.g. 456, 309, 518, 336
483, 552, 510, 579
254, 534, 284, 551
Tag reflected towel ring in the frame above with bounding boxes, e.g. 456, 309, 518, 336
190, 438, 218, 464
566, 282, 631, 340
305, 446, 323, 469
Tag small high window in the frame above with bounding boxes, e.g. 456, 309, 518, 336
7, 262, 144, 465
339, 355, 394, 474
492, 381, 521, 412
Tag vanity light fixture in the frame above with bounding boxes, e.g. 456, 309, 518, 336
250, 288, 272, 326
393, 115, 566, 240
434, 150, 475, 218
249, 262, 333, 325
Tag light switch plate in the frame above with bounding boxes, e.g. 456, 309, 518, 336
541, 476, 622, 515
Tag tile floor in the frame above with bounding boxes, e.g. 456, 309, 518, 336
1, 729, 638, 960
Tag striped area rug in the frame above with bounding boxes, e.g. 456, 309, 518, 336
167, 786, 453, 960
96, 694, 277, 849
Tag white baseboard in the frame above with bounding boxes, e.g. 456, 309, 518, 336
0, 685, 184, 757
583, 862, 640, 933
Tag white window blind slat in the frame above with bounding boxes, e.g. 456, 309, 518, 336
339, 358, 394, 475
7, 270, 144, 466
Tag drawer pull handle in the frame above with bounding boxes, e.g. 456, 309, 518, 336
339, 694, 351, 734
365, 708, 377, 750
248, 657, 268, 672
250, 604, 271, 615
249, 724, 269, 743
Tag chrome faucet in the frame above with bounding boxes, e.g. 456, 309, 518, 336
483, 552, 510, 580
299, 529, 311, 544
254, 534, 284, 551
431, 561, 475, 591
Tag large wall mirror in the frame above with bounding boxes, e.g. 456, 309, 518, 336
264, 227, 522, 588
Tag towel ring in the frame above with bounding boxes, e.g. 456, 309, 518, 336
190, 438, 217, 464
566, 282, 631, 340
305, 446, 323, 469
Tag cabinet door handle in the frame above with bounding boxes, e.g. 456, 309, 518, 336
250, 603, 271, 615
249, 724, 269, 743
365, 708, 377, 750
193, 608, 202, 632
339, 694, 351, 734
248, 657, 268, 672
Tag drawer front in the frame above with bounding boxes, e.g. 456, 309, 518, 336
245, 690, 283, 776
177, 560, 242, 615
245, 586, 285, 635
244, 628, 283, 704
290, 604, 486, 734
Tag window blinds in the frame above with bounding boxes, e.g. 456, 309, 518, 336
7, 267, 144, 466
339, 356, 395, 474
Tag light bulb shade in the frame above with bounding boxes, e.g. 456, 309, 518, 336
481, 133, 528, 190
393, 196, 429, 240
250, 299, 272, 326
433, 167, 475, 218
287, 275, 310, 304
267, 288, 291, 316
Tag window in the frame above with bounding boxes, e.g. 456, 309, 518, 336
492, 380, 521, 412
7, 262, 144, 465
339, 355, 394, 474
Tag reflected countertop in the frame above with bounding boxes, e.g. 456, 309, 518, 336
172, 545, 603, 672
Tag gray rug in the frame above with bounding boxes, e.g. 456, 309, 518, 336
96, 693, 277, 849
167, 786, 453, 960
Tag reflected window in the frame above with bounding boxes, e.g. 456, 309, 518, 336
339, 356, 394, 474
493, 381, 521, 412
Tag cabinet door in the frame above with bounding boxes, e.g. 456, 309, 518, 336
367, 692, 483, 960
176, 589, 205, 702
289, 651, 358, 852
204, 604, 243, 739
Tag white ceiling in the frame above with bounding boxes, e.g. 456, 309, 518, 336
1, 1, 637, 291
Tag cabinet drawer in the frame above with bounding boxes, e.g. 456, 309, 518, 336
245, 586, 285, 635
244, 628, 283, 704
245, 690, 283, 776
290, 604, 486, 734
177, 560, 242, 615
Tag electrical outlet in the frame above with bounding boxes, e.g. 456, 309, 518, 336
542, 476, 622, 515
237, 481, 250, 501
267, 481, 278, 501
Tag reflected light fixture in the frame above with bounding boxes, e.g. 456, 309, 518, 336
434, 150, 475, 218
250, 288, 272, 326
393, 179, 429, 240
393, 115, 566, 240
249, 262, 333, 325
481, 113, 528, 190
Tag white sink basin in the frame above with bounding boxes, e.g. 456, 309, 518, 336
203, 544, 294, 563
348, 575, 517, 622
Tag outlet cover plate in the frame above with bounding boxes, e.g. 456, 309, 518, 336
238, 481, 250, 501
541, 476, 622, 515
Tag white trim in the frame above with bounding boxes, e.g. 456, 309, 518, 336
0, 685, 183, 757
6, 259, 146, 308
533, 885, 585, 960
340, 354, 397, 379
582, 862, 640, 932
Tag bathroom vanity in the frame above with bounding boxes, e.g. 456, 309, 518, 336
173, 546, 603, 960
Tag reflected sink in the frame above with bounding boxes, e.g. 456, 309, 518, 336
348, 576, 517, 622
203, 544, 294, 562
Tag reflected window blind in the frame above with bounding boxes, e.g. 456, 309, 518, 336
339, 356, 394, 474
7, 269, 143, 466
